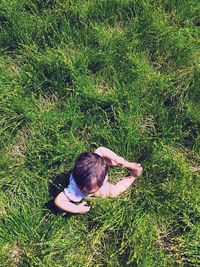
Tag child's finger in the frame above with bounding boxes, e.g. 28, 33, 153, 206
83, 202, 91, 207
84, 204, 91, 211
138, 167, 143, 175
135, 163, 141, 167
79, 205, 91, 213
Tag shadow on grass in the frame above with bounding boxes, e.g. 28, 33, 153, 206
45, 171, 71, 215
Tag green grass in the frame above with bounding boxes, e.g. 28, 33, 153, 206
0, 0, 200, 266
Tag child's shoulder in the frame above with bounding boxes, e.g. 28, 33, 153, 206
63, 174, 85, 203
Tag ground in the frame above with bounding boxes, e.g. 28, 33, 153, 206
0, 1, 200, 266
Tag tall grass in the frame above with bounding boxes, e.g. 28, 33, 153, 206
0, 0, 200, 266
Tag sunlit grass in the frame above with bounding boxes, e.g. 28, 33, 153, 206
0, 0, 200, 266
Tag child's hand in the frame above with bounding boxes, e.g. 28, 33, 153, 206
125, 162, 143, 177
130, 166, 143, 177
131, 167, 142, 177
76, 202, 91, 214
127, 162, 142, 171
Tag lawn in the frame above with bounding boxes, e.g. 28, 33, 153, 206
0, 0, 200, 266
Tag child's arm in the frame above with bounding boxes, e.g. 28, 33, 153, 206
54, 192, 90, 214
93, 174, 139, 198
95, 147, 124, 166
94, 147, 143, 198
95, 147, 141, 171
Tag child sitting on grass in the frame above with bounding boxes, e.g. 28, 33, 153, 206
54, 147, 143, 214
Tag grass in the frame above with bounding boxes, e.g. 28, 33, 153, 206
0, 0, 200, 266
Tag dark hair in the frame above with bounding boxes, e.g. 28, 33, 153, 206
72, 152, 109, 194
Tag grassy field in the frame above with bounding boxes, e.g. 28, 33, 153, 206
0, 0, 200, 266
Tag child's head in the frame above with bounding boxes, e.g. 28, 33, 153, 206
72, 152, 108, 194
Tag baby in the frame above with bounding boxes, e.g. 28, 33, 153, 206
54, 147, 143, 214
